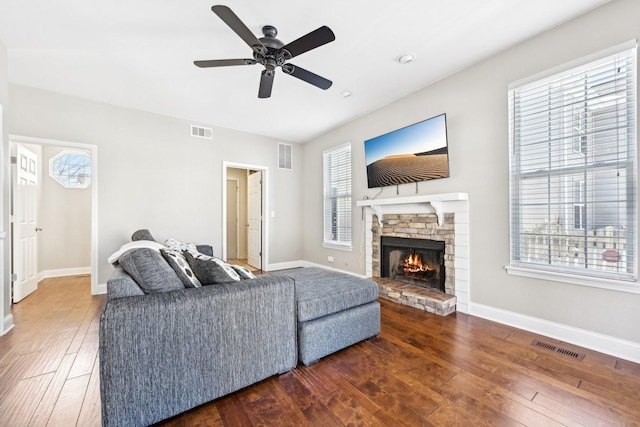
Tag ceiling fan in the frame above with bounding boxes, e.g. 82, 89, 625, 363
194, 5, 335, 98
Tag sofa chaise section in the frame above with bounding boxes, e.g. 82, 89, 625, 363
99, 271, 297, 427
272, 267, 381, 365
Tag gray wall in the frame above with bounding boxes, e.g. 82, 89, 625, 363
8, 85, 303, 284
38, 145, 91, 272
301, 0, 640, 343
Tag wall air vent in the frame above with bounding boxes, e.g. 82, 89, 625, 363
278, 143, 292, 170
531, 340, 585, 361
190, 125, 213, 139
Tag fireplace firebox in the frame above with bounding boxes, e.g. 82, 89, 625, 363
380, 236, 446, 292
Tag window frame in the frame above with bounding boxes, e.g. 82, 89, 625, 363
506, 41, 639, 294
49, 149, 92, 189
322, 142, 353, 250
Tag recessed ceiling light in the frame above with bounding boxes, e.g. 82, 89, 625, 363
340, 90, 352, 98
398, 53, 415, 64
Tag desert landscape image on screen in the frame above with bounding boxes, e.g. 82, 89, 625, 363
365, 114, 449, 188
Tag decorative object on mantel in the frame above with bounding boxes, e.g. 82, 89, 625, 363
357, 192, 468, 227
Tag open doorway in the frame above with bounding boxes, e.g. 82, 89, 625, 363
222, 162, 268, 272
10, 135, 98, 301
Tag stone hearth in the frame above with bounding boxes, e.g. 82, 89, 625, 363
373, 277, 457, 316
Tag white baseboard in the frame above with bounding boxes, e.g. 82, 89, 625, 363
298, 261, 368, 278
96, 283, 107, 295
266, 260, 367, 278
38, 267, 91, 281
264, 260, 307, 271
3, 314, 14, 336
469, 302, 640, 364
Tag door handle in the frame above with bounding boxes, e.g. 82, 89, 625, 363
35, 227, 43, 232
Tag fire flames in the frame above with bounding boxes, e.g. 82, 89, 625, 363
402, 253, 433, 274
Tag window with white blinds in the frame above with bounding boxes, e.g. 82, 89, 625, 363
323, 143, 352, 249
508, 45, 637, 284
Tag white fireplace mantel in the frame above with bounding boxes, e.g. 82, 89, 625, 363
356, 193, 469, 226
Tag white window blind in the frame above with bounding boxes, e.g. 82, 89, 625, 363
509, 46, 637, 282
323, 143, 352, 248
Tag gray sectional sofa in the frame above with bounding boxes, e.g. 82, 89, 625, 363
99, 244, 379, 427
100, 268, 297, 427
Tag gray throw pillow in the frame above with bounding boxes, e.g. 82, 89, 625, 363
230, 264, 257, 280
118, 248, 184, 294
161, 249, 202, 288
184, 251, 241, 285
131, 229, 156, 242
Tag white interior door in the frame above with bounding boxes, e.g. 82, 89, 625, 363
247, 171, 262, 269
12, 145, 39, 303
226, 179, 239, 259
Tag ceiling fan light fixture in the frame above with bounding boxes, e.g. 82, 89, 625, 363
398, 53, 415, 64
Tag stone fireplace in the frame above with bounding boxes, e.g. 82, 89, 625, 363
357, 193, 470, 314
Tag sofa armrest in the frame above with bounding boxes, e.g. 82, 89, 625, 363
106, 266, 145, 300
99, 275, 296, 427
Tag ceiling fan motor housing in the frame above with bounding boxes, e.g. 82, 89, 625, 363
253, 25, 291, 68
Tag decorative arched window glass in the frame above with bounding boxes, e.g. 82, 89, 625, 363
49, 150, 92, 188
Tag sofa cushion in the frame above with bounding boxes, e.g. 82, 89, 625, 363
161, 249, 202, 288
184, 251, 241, 284
271, 267, 379, 322
118, 248, 184, 294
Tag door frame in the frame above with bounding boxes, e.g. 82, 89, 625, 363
222, 161, 268, 269
9, 135, 99, 296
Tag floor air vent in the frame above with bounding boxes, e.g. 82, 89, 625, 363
532, 340, 585, 360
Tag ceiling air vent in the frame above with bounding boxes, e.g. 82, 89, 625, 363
190, 125, 213, 140
278, 143, 292, 170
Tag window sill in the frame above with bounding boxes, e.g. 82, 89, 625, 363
505, 265, 640, 294
323, 242, 353, 252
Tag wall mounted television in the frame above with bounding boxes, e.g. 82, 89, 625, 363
364, 113, 449, 188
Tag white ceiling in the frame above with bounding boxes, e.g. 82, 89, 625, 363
0, 0, 609, 143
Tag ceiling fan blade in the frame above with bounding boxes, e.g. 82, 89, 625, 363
279, 26, 335, 59
282, 64, 332, 90
258, 70, 275, 98
194, 59, 257, 68
211, 5, 266, 55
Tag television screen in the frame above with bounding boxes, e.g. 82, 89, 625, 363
364, 113, 449, 188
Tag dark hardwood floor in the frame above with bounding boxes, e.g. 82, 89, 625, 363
1, 276, 639, 426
